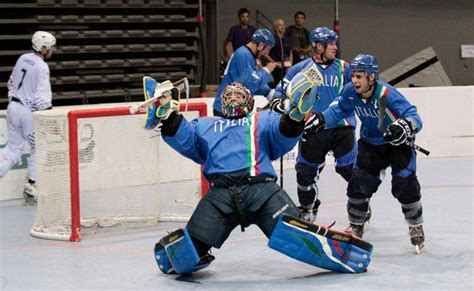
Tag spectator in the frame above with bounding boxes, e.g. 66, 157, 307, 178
224, 8, 257, 60
263, 19, 293, 86
287, 11, 312, 64
0, 31, 56, 205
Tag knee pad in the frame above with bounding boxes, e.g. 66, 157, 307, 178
155, 228, 213, 275
296, 163, 323, 186
392, 173, 421, 204
268, 214, 373, 273
348, 169, 381, 199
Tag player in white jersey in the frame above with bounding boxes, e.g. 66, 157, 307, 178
0, 31, 56, 205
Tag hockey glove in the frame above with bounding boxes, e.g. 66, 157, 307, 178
383, 118, 414, 146
142, 77, 175, 129
286, 65, 323, 122
156, 87, 180, 120
301, 112, 325, 142
269, 97, 285, 114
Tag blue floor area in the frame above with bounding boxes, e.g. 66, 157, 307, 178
0, 156, 473, 290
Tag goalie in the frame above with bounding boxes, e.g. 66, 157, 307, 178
140, 68, 373, 275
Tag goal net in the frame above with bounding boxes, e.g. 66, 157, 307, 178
30, 102, 208, 241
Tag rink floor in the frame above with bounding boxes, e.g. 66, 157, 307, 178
0, 156, 473, 290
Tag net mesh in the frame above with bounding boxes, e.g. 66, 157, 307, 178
31, 104, 203, 240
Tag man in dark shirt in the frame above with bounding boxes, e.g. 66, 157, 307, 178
224, 8, 256, 60
287, 11, 312, 64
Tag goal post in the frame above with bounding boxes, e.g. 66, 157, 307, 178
31, 102, 208, 241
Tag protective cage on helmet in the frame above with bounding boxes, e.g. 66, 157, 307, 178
221, 82, 254, 118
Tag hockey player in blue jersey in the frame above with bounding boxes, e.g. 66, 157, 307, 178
269, 27, 359, 224
141, 68, 373, 275
306, 54, 425, 254
213, 28, 277, 117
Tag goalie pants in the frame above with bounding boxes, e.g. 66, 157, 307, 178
0, 100, 36, 181
186, 173, 300, 254
347, 139, 423, 226
296, 126, 357, 206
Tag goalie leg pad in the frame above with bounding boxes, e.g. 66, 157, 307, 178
154, 242, 176, 274
159, 228, 212, 275
268, 214, 373, 273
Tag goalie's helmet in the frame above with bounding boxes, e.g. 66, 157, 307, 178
350, 54, 379, 79
310, 27, 338, 48
32, 31, 56, 52
252, 28, 275, 48
221, 82, 254, 118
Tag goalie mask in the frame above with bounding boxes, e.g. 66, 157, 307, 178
221, 82, 254, 118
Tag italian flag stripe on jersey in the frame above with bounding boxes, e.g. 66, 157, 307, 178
247, 112, 259, 176
376, 85, 398, 124
336, 59, 347, 94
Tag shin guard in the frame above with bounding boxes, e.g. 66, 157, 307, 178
268, 214, 373, 273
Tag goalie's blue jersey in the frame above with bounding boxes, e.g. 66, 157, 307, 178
275, 57, 356, 128
163, 111, 299, 178
213, 45, 273, 113
322, 81, 423, 145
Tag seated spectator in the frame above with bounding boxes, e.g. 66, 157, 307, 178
287, 11, 312, 64
263, 19, 293, 86
224, 8, 256, 60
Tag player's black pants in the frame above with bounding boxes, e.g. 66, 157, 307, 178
186, 171, 300, 257
296, 126, 357, 206
347, 139, 423, 226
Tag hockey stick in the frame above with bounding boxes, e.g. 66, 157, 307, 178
279, 35, 284, 188
377, 94, 430, 156
129, 77, 189, 114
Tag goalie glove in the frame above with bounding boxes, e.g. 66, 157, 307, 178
383, 118, 414, 146
286, 65, 323, 122
156, 87, 180, 120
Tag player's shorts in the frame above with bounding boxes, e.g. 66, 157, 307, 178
186, 179, 300, 248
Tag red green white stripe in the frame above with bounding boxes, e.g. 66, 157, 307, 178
376, 85, 398, 123
336, 59, 347, 94
247, 112, 259, 176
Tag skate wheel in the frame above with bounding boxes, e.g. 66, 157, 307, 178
414, 244, 424, 254
364, 220, 371, 230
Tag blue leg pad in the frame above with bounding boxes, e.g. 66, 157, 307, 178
268, 214, 373, 273
159, 228, 213, 275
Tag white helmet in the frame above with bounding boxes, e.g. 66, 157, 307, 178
32, 31, 56, 52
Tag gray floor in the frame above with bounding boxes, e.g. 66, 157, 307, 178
1, 156, 473, 290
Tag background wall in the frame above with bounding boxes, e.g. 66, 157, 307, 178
2, 86, 473, 200
216, 0, 474, 86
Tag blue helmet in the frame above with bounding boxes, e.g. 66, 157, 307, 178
350, 54, 379, 79
252, 28, 275, 48
310, 27, 338, 47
